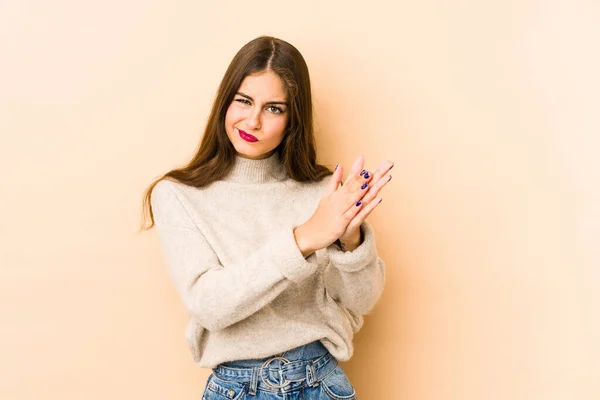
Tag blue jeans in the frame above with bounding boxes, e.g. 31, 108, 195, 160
202, 340, 358, 400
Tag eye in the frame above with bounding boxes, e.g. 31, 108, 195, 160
267, 106, 284, 114
235, 98, 251, 106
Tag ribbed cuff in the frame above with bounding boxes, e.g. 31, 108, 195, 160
326, 221, 377, 272
274, 227, 320, 282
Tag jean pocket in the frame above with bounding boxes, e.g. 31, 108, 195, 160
320, 365, 357, 400
202, 373, 247, 400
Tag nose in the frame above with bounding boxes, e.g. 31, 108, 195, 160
246, 108, 262, 130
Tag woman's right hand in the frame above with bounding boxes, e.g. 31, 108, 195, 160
294, 155, 374, 257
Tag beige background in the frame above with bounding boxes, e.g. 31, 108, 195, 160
1, 1, 599, 399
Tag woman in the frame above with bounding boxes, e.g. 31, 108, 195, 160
141, 36, 393, 400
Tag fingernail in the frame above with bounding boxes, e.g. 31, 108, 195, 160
379, 198, 383, 203
356, 200, 362, 207
389, 175, 392, 181
364, 173, 370, 179
335, 164, 338, 171
389, 164, 394, 170
360, 170, 366, 176
361, 183, 368, 190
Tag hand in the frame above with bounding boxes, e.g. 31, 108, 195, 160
294, 156, 378, 256
336, 156, 394, 250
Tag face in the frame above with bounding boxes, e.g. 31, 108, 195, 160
225, 70, 290, 160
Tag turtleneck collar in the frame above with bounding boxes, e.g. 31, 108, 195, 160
224, 151, 288, 184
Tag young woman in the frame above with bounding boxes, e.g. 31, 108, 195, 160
141, 36, 393, 400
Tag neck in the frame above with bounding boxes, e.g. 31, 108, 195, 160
224, 151, 287, 183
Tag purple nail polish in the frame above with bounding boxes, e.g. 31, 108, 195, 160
361, 183, 368, 190
356, 200, 362, 207
389, 175, 392, 181
364, 173, 370, 179
335, 164, 338, 171
389, 164, 394, 170
360, 170, 366, 176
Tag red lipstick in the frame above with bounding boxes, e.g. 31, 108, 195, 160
238, 129, 258, 142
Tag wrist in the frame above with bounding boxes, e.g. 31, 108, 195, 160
337, 228, 363, 252
293, 224, 318, 258
336, 238, 359, 252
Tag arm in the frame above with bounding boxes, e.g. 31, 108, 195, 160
323, 220, 386, 316
151, 182, 319, 332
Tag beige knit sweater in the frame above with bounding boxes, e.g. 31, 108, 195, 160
151, 151, 385, 368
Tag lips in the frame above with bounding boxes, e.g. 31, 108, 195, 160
238, 129, 258, 142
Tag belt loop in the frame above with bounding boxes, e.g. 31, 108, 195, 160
305, 361, 319, 387
249, 367, 258, 395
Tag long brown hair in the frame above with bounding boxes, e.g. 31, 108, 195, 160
140, 36, 333, 231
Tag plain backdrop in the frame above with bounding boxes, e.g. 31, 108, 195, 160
1, 1, 599, 399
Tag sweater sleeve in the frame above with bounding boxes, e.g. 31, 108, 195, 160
151, 181, 319, 332
323, 220, 386, 316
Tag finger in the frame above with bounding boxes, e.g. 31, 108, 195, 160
323, 164, 344, 196
341, 161, 379, 212
347, 158, 391, 193
345, 197, 383, 228
343, 155, 365, 185
371, 160, 394, 182
342, 196, 364, 224
360, 173, 391, 204
342, 168, 375, 212
352, 159, 393, 201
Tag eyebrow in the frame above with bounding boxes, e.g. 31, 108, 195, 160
235, 92, 288, 106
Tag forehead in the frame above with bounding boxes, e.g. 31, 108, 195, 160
238, 70, 287, 101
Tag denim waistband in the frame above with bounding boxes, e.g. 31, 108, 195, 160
212, 340, 337, 393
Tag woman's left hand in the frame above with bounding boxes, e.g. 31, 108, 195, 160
335, 156, 394, 250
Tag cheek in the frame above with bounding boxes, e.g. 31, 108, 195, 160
270, 116, 288, 136
225, 104, 243, 126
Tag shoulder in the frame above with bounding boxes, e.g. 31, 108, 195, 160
151, 179, 185, 206
150, 179, 202, 228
